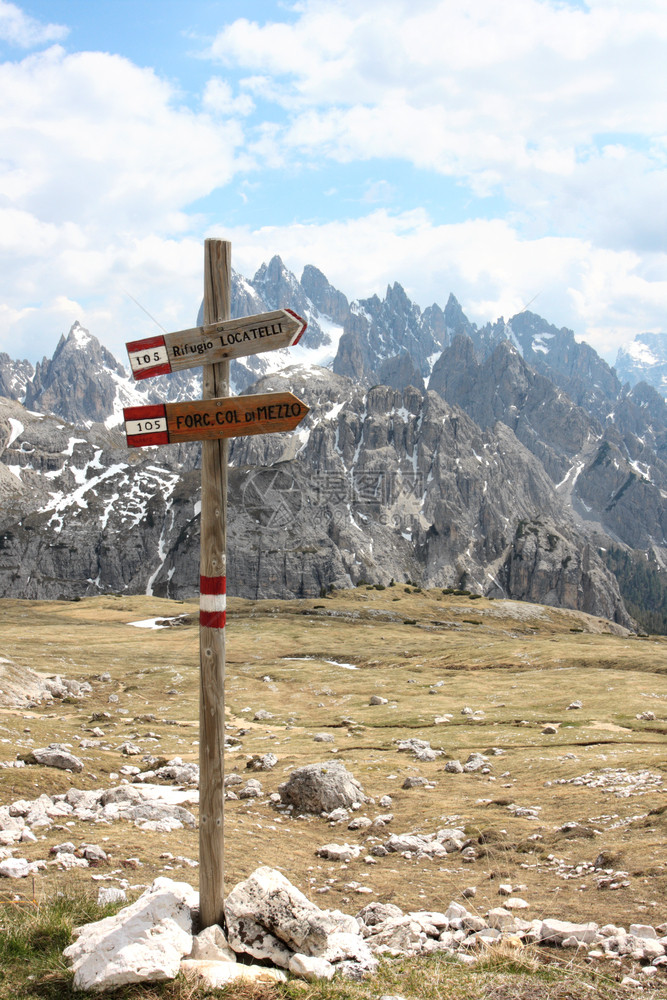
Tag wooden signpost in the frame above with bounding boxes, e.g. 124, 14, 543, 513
126, 308, 307, 380
122, 239, 308, 929
124, 392, 309, 447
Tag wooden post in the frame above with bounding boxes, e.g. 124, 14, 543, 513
198, 239, 231, 928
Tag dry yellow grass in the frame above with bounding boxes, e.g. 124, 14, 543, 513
0, 586, 665, 936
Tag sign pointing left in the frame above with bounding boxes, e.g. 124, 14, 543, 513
126, 308, 307, 381
124, 391, 309, 447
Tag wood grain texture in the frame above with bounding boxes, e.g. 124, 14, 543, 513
165, 392, 309, 442
199, 238, 230, 929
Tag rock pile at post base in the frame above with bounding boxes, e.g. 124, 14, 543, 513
63, 867, 667, 992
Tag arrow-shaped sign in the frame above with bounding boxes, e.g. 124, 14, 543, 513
124, 391, 309, 447
126, 308, 307, 381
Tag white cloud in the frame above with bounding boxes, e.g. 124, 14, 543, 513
209, 0, 667, 254
0, 47, 247, 231
203, 77, 255, 116
0, 0, 67, 48
0, 43, 251, 361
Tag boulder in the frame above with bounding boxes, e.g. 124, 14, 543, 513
224, 866, 376, 976
63, 877, 198, 991
278, 763, 366, 813
316, 843, 362, 862
24, 746, 84, 772
540, 918, 598, 945
289, 953, 335, 981
0, 858, 30, 878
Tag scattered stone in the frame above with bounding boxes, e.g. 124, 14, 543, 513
540, 919, 598, 945
239, 779, 263, 799
395, 738, 442, 761
463, 753, 487, 773
21, 745, 84, 772
254, 709, 273, 721
636, 711, 656, 721
314, 733, 335, 743
445, 760, 464, 773
379, 795, 392, 807
81, 844, 108, 863
369, 695, 388, 705
0, 858, 30, 878
316, 843, 363, 862
51, 841, 77, 855
246, 754, 277, 771
542, 724, 558, 734
401, 776, 429, 789
566, 701, 582, 710
278, 763, 366, 814
348, 816, 372, 830
289, 953, 335, 981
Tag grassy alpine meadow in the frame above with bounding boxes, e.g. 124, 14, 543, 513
0, 585, 666, 998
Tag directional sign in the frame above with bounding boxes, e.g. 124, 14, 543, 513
126, 309, 307, 381
124, 391, 309, 447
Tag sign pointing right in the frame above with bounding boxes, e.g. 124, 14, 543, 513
124, 390, 309, 447
126, 308, 307, 381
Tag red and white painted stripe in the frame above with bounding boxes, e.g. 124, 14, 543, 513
124, 404, 170, 447
126, 335, 172, 380
199, 575, 226, 629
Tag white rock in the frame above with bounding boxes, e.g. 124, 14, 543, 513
316, 843, 362, 862
505, 897, 529, 910
278, 763, 366, 813
487, 908, 517, 932
190, 924, 236, 963
629, 923, 657, 940
0, 858, 30, 878
224, 866, 373, 974
63, 877, 198, 991
289, 952, 335, 980
180, 959, 287, 986
30, 746, 84, 771
369, 696, 388, 705
540, 918, 598, 945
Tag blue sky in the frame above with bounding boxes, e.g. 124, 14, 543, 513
1, 0, 666, 366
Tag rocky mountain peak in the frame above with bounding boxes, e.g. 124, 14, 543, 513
0, 352, 34, 402
300, 265, 349, 325
616, 332, 667, 398
24, 323, 127, 426
252, 255, 303, 309
444, 293, 475, 339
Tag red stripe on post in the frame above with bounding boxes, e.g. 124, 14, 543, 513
123, 404, 167, 421
126, 335, 166, 352
200, 610, 226, 629
200, 575, 227, 595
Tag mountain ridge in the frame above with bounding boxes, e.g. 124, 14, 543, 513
2, 256, 667, 630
